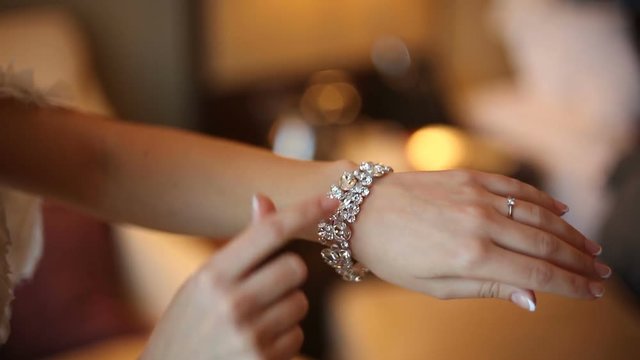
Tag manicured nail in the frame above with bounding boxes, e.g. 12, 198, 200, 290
511, 292, 536, 312
589, 282, 605, 298
585, 239, 603, 256
555, 200, 569, 215
594, 261, 612, 279
251, 194, 260, 220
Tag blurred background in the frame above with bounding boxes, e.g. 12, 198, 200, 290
1, 0, 640, 359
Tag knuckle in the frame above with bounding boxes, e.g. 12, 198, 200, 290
508, 177, 524, 192
191, 267, 227, 295
478, 281, 502, 298
456, 241, 491, 272
528, 205, 544, 226
262, 218, 287, 241
529, 263, 554, 288
292, 290, 310, 315
243, 329, 264, 355
283, 253, 308, 283
207, 265, 228, 288
535, 188, 548, 204
567, 274, 588, 296
451, 169, 477, 184
461, 204, 492, 226
228, 292, 254, 322
463, 184, 485, 201
536, 233, 559, 257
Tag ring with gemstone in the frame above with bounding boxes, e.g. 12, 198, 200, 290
507, 196, 516, 219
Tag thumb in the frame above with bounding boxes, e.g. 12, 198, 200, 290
416, 278, 537, 312
252, 193, 277, 223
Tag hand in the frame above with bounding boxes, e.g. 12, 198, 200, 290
141, 194, 338, 360
351, 169, 610, 311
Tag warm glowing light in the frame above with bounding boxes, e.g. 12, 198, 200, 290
317, 84, 346, 112
300, 70, 361, 125
406, 125, 467, 170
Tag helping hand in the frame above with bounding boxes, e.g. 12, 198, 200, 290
142, 194, 338, 360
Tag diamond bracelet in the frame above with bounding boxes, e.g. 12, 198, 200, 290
318, 162, 393, 281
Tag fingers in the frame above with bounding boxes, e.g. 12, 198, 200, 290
252, 193, 277, 223
251, 290, 309, 345
215, 194, 339, 280
415, 277, 537, 311
233, 253, 308, 317
472, 171, 568, 216
485, 209, 609, 279
488, 193, 602, 256
264, 326, 304, 360
470, 246, 605, 299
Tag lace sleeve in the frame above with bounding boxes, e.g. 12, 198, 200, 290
0, 63, 71, 106
0, 64, 68, 343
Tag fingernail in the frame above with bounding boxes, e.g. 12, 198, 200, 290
594, 261, 612, 279
589, 282, 605, 298
511, 292, 536, 312
585, 239, 603, 256
555, 200, 569, 215
251, 194, 260, 220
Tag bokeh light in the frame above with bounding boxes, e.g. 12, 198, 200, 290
406, 125, 467, 171
300, 70, 361, 125
371, 36, 412, 78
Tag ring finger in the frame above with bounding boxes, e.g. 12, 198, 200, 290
473, 172, 568, 215
488, 193, 601, 256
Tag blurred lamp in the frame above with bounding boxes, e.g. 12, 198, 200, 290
300, 70, 361, 125
406, 125, 467, 171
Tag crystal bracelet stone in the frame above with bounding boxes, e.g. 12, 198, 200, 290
318, 161, 393, 281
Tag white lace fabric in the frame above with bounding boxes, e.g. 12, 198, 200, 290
0, 63, 70, 106
0, 64, 68, 343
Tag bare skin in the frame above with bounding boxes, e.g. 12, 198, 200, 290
141, 194, 337, 360
0, 98, 610, 310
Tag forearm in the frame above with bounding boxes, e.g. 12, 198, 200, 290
0, 98, 353, 240
101, 120, 352, 240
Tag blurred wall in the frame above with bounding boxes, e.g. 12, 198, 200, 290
202, 0, 434, 92
0, 0, 198, 128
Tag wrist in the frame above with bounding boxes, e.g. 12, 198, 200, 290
294, 159, 357, 241
316, 161, 394, 281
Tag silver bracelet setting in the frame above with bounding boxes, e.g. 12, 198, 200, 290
318, 162, 393, 281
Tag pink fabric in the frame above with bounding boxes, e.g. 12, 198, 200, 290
0, 201, 144, 358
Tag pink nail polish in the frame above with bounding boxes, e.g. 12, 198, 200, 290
511, 292, 536, 312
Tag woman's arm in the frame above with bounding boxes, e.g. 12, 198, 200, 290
0, 98, 610, 304
0, 98, 350, 239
